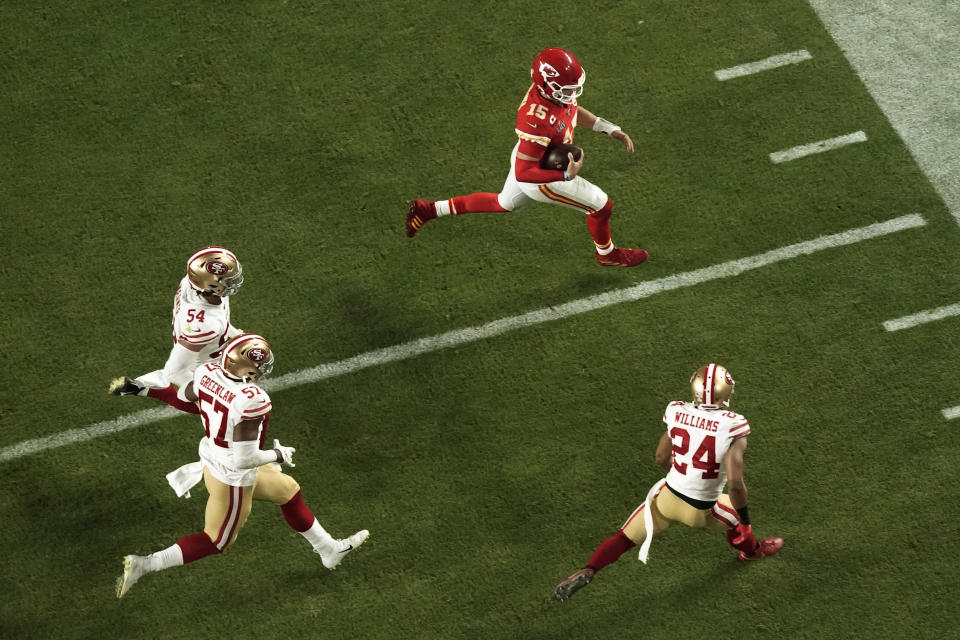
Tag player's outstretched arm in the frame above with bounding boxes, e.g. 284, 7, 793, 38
576, 106, 598, 129
576, 106, 634, 153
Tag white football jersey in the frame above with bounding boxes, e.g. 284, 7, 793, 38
193, 362, 273, 486
662, 401, 750, 502
171, 276, 234, 361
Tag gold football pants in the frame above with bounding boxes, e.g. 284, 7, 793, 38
621, 487, 738, 544
202, 465, 301, 550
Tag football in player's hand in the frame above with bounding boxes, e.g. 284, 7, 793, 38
540, 143, 583, 171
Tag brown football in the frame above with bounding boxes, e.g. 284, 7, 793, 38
539, 143, 583, 171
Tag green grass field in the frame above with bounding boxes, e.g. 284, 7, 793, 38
2, 1, 958, 638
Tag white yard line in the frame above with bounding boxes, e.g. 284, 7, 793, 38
715, 49, 813, 81
770, 131, 868, 163
941, 406, 960, 420
882, 302, 960, 331
0, 214, 927, 464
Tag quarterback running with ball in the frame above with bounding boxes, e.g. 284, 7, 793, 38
407, 48, 648, 267
553, 364, 783, 602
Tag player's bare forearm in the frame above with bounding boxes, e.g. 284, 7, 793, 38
654, 432, 672, 470
724, 438, 749, 507
727, 479, 749, 509
578, 106, 634, 152
576, 106, 597, 129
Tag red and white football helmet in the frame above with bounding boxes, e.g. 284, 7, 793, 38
187, 246, 243, 297
221, 333, 274, 381
690, 364, 735, 408
531, 48, 585, 105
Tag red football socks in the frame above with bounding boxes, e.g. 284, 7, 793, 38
449, 193, 508, 214
147, 385, 200, 414
586, 199, 613, 248
176, 532, 220, 564
586, 529, 636, 572
280, 490, 316, 532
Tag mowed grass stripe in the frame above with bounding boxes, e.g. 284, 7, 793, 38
0, 214, 926, 464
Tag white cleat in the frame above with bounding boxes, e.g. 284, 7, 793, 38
319, 530, 369, 570
116, 554, 148, 598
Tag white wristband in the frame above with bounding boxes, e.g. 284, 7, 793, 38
593, 117, 621, 136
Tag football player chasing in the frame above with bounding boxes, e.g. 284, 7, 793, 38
116, 333, 369, 598
108, 246, 245, 414
553, 364, 783, 602
407, 48, 648, 267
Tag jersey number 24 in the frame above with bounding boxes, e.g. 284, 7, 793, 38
669, 427, 720, 479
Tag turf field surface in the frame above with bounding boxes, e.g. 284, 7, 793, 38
1, 2, 958, 638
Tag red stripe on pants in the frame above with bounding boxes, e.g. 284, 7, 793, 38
214, 486, 243, 550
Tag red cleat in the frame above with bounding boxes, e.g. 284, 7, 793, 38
738, 537, 784, 562
596, 247, 648, 267
406, 200, 437, 237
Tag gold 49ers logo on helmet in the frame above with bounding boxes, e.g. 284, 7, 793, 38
690, 363, 735, 408
187, 246, 244, 297
221, 334, 274, 381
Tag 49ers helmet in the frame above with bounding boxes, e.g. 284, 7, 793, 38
221, 334, 274, 381
690, 364, 735, 408
187, 246, 243, 297
531, 48, 585, 105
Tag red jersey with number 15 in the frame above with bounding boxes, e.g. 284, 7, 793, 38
515, 84, 578, 153
662, 400, 750, 502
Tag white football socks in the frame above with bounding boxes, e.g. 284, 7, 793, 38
435, 200, 452, 216
595, 242, 614, 256
148, 543, 184, 572
302, 519, 338, 554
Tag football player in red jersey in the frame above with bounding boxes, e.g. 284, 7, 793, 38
553, 364, 784, 602
407, 48, 648, 267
